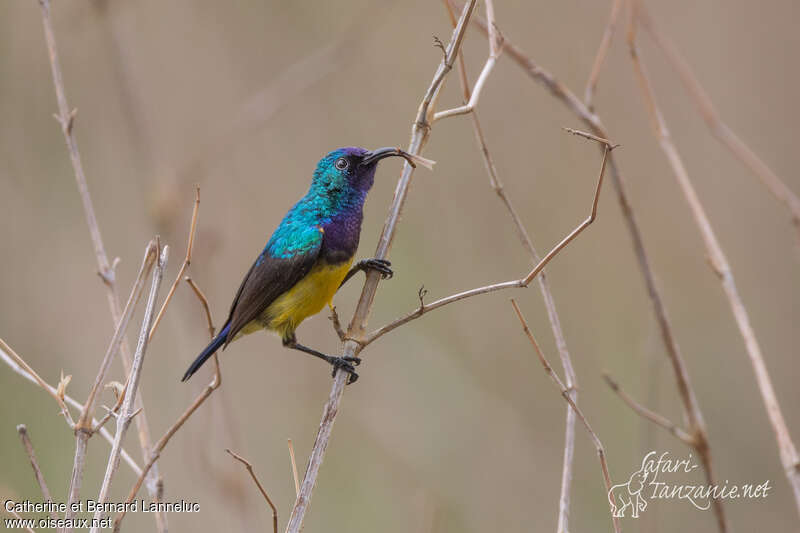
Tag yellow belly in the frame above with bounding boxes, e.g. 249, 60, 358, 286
246, 258, 353, 341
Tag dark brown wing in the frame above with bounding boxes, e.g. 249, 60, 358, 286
224, 243, 321, 345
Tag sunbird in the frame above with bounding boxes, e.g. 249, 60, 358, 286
182, 147, 427, 384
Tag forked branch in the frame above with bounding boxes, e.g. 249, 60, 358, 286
359, 137, 614, 348
627, 5, 800, 516
511, 300, 620, 533
284, 3, 478, 532
226, 449, 278, 533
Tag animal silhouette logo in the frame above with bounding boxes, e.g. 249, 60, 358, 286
608, 465, 649, 518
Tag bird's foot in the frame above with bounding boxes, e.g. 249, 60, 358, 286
330, 356, 361, 384
359, 258, 393, 279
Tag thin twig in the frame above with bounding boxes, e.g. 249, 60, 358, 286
62, 239, 158, 533
603, 373, 693, 444
78, 240, 158, 430
114, 354, 222, 532
112, 215, 219, 530
627, 7, 800, 517
328, 307, 347, 342
185, 276, 215, 339
150, 187, 202, 341
0, 337, 74, 427
284, 3, 477, 532
17, 425, 59, 521
288, 439, 300, 497
432, 0, 500, 122
441, 3, 581, 527
457, 5, 729, 529
510, 299, 620, 533
38, 1, 165, 524
226, 449, 278, 533
89, 245, 168, 533
3, 501, 36, 533
637, 3, 800, 241
563, 127, 619, 148
360, 140, 612, 348
0, 344, 142, 475
92, 385, 127, 435
584, 0, 624, 111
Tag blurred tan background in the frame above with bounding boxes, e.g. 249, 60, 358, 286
1, 1, 798, 531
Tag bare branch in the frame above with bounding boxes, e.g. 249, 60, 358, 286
458, 6, 731, 529
89, 245, 168, 532
603, 373, 693, 445
563, 127, 619, 148
0, 337, 74, 427
150, 187, 202, 341
3, 501, 36, 533
185, 276, 216, 339
287, 439, 300, 497
584, 0, 624, 110
361, 140, 612, 348
0, 344, 141, 476
113, 228, 220, 531
38, 1, 165, 523
637, 3, 800, 241
441, 3, 582, 525
284, 3, 478, 532
328, 307, 347, 342
511, 300, 620, 533
114, 352, 222, 531
78, 240, 158, 430
627, 8, 800, 516
432, 0, 500, 122
226, 449, 278, 533
17, 425, 59, 521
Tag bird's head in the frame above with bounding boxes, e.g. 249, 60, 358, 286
311, 146, 427, 197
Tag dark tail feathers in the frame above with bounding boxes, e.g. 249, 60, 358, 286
182, 322, 230, 382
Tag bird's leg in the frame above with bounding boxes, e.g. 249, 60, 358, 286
339, 258, 393, 289
283, 336, 361, 384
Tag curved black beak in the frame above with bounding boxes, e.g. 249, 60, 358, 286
360, 147, 406, 166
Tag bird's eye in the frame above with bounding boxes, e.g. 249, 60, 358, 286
334, 157, 349, 171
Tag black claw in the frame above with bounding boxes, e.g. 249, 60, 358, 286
331, 357, 359, 384
343, 356, 361, 366
361, 258, 393, 280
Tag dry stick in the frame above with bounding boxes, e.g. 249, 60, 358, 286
603, 373, 693, 445
0, 337, 74, 427
584, 0, 624, 111
431, 0, 499, 123
284, 3, 477, 532
585, 3, 726, 528
637, 4, 800, 242
4, 502, 36, 533
113, 292, 220, 532
92, 384, 128, 435
360, 141, 612, 348
226, 449, 278, 533
287, 439, 300, 497
627, 11, 800, 515
17, 425, 59, 521
62, 240, 157, 533
78, 240, 158, 430
37, 1, 166, 526
441, 2, 580, 528
457, 6, 729, 531
511, 300, 620, 533
111, 193, 217, 530
89, 245, 168, 533
0, 344, 142, 475
185, 277, 216, 339
150, 186, 201, 341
